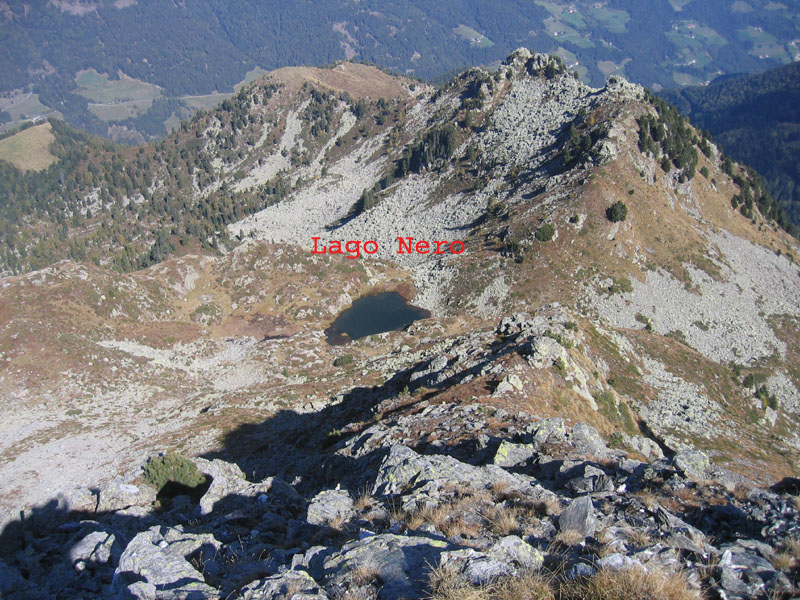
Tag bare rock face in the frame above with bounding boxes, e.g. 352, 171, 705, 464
558, 495, 596, 538
97, 479, 157, 514
322, 534, 452, 600
69, 530, 117, 572
111, 526, 220, 599
239, 570, 329, 600
306, 489, 355, 526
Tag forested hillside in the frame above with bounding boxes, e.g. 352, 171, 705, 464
0, 57, 797, 278
1, 0, 798, 140
661, 61, 800, 224
0, 69, 413, 274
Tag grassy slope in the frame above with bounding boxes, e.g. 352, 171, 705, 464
0, 123, 57, 171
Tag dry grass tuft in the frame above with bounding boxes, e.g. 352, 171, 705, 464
624, 527, 654, 548
327, 513, 348, 531
538, 496, 563, 516
441, 515, 483, 539
354, 488, 376, 511
779, 536, 800, 566
771, 551, 795, 572
550, 529, 586, 549
561, 567, 699, 600
429, 563, 695, 600
483, 505, 521, 536
493, 571, 556, 600
428, 565, 555, 600
351, 559, 382, 585
428, 563, 488, 600
635, 490, 660, 510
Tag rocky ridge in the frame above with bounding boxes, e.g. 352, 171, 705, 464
1, 342, 798, 599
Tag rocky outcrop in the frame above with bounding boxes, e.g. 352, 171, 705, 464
2, 410, 797, 600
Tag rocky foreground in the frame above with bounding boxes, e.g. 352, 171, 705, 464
1, 316, 798, 600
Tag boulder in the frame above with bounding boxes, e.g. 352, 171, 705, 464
529, 418, 567, 450
68, 530, 116, 571
621, 434, 664, 460
97, 479, 157, 513
597, 553, 643, 572
372, 445, 529, 498
194, 458, 302, 516
322, 534, 451, 600
112, 526, 220, 599
486, 535, 544, 571
494, 374, 523, 395
306, 489, 354, 526
558, 495, 596, 538
672, 450, 710, 482
493, 441, 536, 467
440, 548, 511, 585
239, 570, 328, 600
569, 423, 608, 456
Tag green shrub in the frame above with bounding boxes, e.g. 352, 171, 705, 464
606, 201, 628, 223
334, 354, 353, 367
143, 453, 207, 494
535, 223, 556, 242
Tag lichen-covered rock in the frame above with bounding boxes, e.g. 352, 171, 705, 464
494, 374, 523, 395
621, 434, 664, 460
239, 570, 328, 600
493, 441, 535, 467
372, 445, 529, 498
569, 423, 608, 456
597, 553, 643, 572
486, 535, 544, 571
440, 548, 512, 585
306, 488, 354, 526
672, 450, 711, 482
322, 534, 451, 599
529, 417, 567, 450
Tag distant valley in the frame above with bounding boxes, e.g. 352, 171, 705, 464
1, 0, 799, 140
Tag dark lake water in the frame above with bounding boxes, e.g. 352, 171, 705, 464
325, 292, 430, 344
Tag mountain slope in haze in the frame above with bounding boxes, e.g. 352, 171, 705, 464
2, 0, 798, 139
1, 50, 800, 599
661, 60, 800, 226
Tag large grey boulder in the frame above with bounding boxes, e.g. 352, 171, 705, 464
558, 495, 596, 538
372, 445, 529, 498
322, 534, 451, 600
529, 417, 567, 450
194, 458, 302, 516
69, 530, 117, 572
487, 535, 544, 571
672, 450, 710, 482
112, 526, 220, 599
621, 434, 664, 460
493, 441, 535, 467
239, 570, 328, 600
440, 537, 543, 585
97, 478, 157, 513
569, 423, 608, 456
306, 489, 354, 526
440, 549, 511, 585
